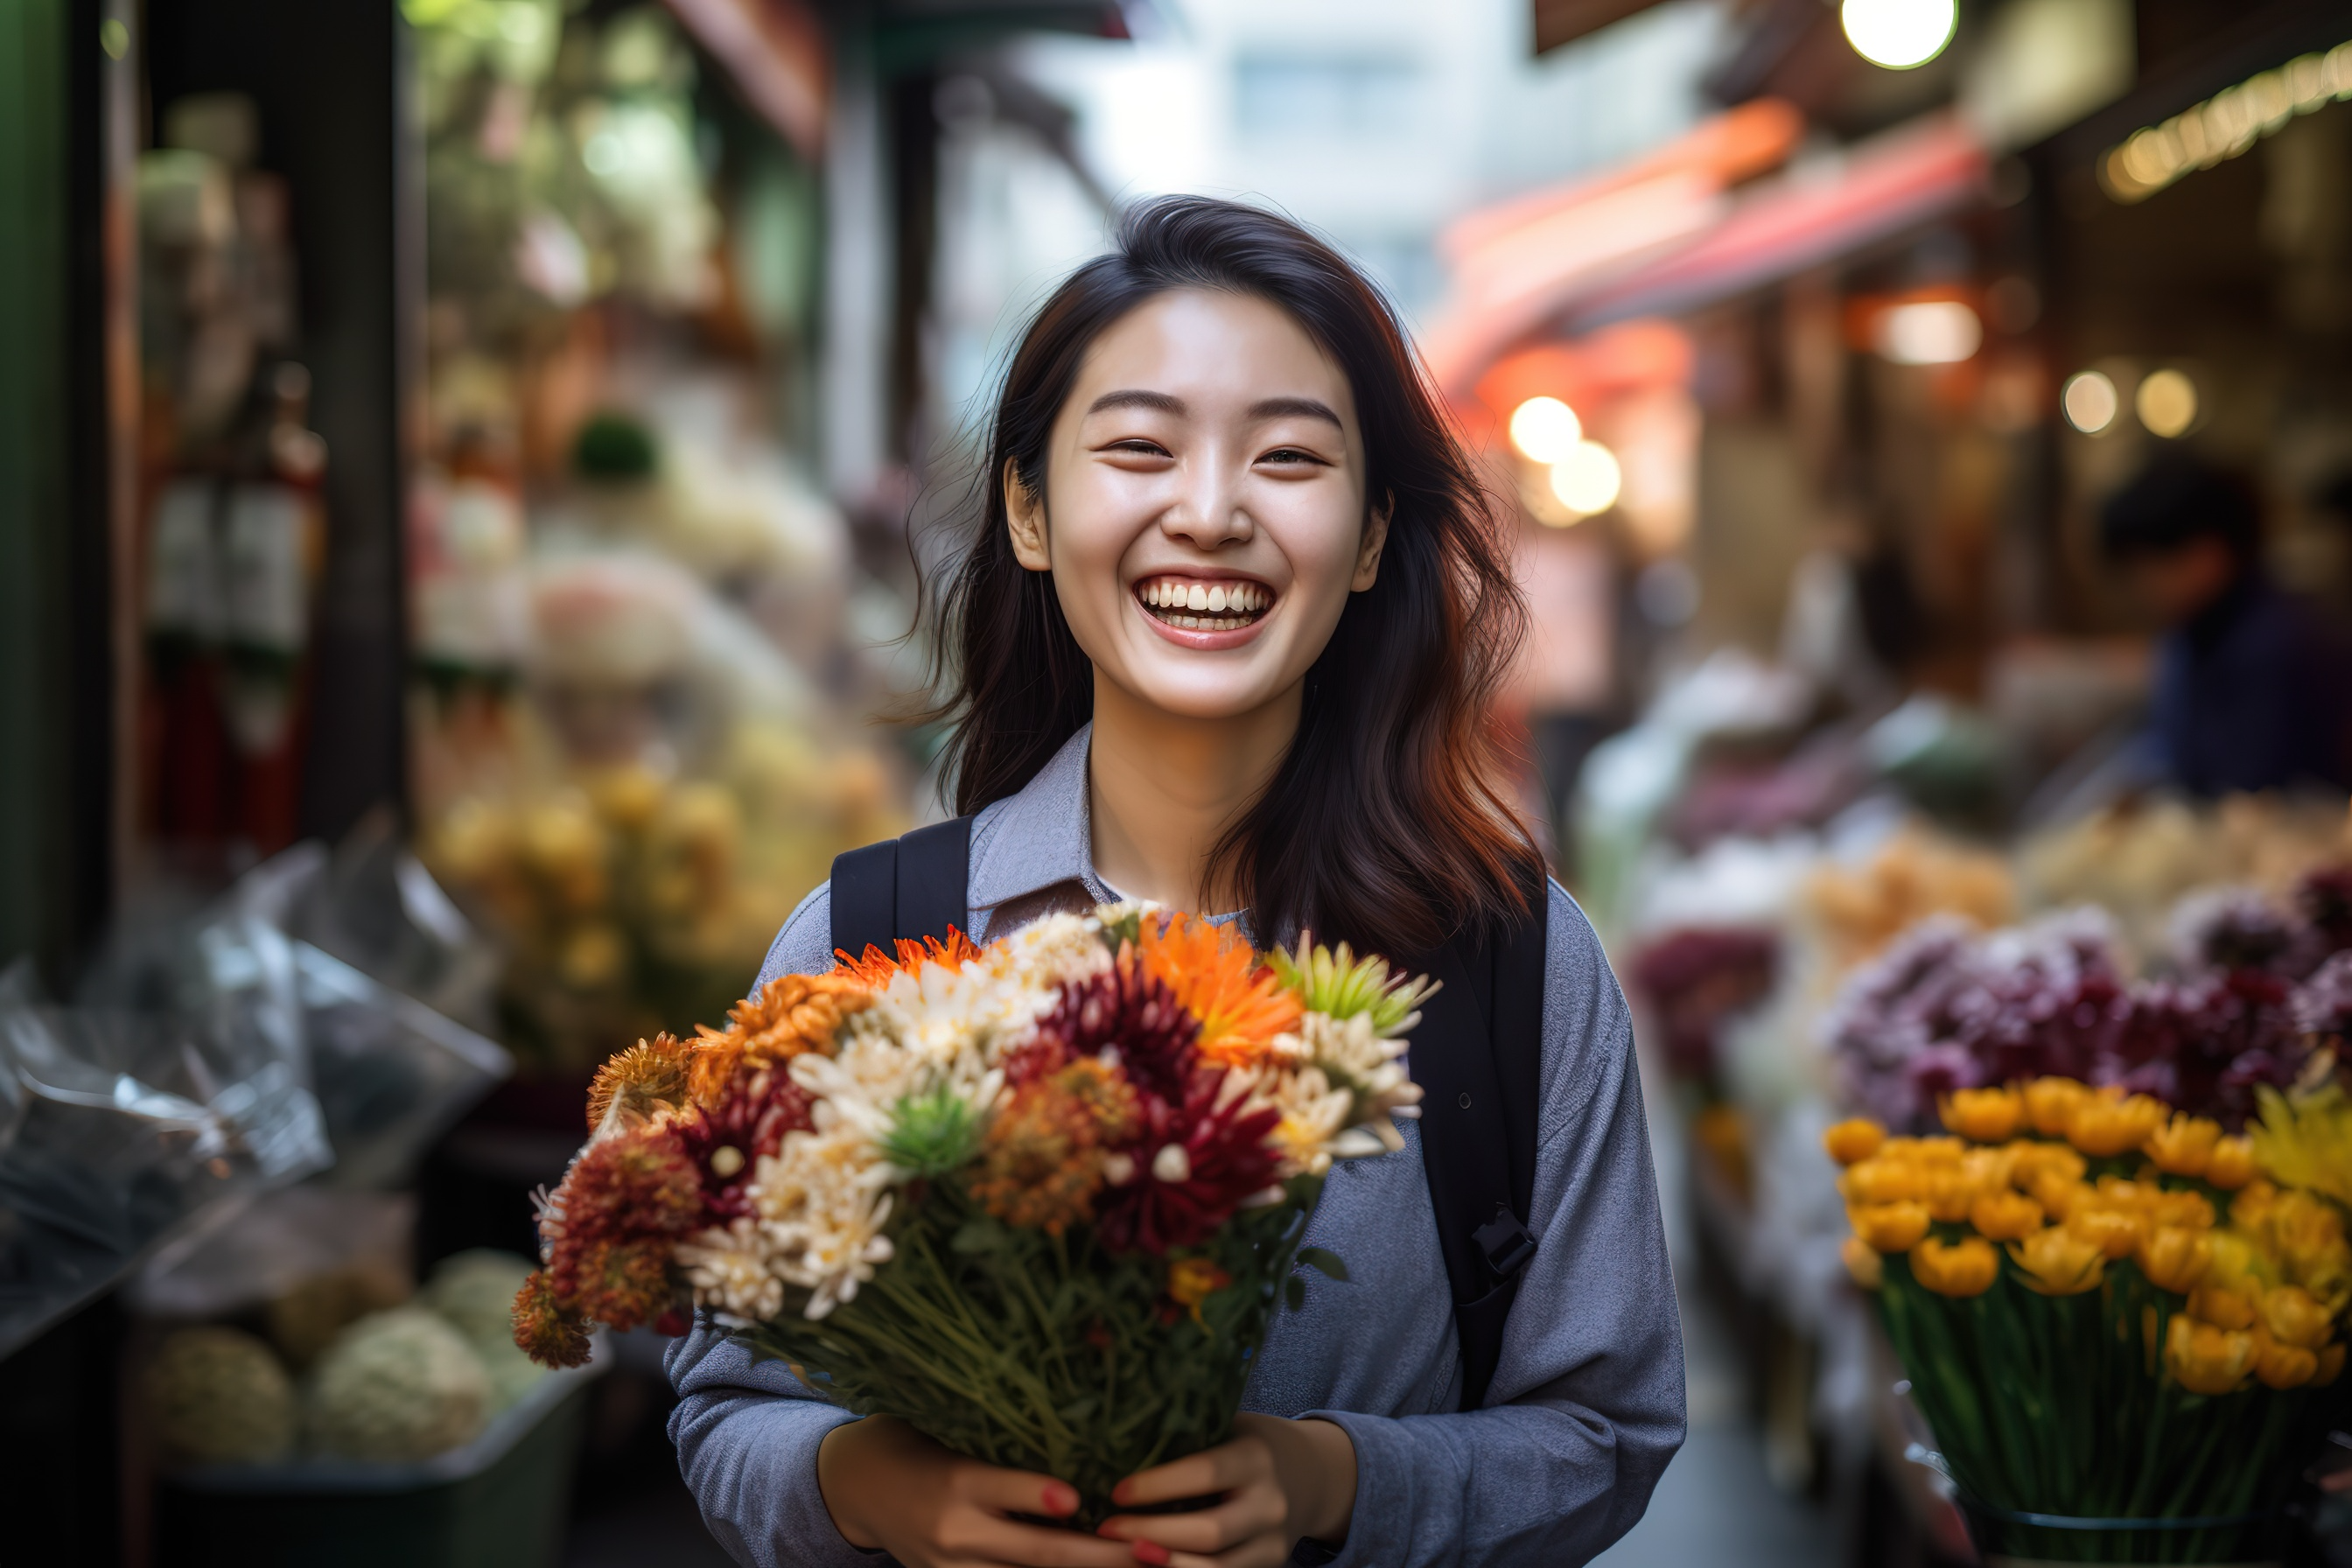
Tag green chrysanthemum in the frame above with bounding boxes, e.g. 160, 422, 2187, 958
1270, 940, 1438, 1037
880, 1082, 985, 1178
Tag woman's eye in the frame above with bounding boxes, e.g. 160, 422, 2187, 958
1258, 447, 1325, 467
1106, 439, 1170, 458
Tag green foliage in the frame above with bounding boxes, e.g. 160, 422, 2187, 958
742, 1174, 1326, 1523
145, 1326, 298, 1466
423, 1250, 548, 1414
306, 1308, 491, 1462
1876, 1253, 2339, 1562
879, 1084, 984, 1179
1269, 942, 1436, 1037
572, 412, 658, 481
1093, 904, 1148, 955
1296, 1247, 1348, 1283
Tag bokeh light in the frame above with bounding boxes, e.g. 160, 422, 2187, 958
2136, 368, 2197, 438
2061, 370, 2119, 433
1874, 301, 1982, 365
1508, 396, 1583, 464
1549, 440, 1622, 515
1839, 0, 1957, 70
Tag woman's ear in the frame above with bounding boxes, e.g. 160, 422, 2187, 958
1351, 494, 1392, 592
1004, 459, 1053, 571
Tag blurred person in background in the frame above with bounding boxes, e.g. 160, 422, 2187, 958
2101, 450, 2352, 797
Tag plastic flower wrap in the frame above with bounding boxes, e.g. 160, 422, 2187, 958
1830, 1075, 2349, 1561
511, 906, 1428, 1518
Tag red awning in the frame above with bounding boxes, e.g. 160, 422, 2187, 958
1562, 111, 1990, 331
1424, 108, 1991, 397
1420, 100, 1803, 396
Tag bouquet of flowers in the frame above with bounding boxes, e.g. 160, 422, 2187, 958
508, 903, 1428, 1517
1830, 1075, 2350, 1563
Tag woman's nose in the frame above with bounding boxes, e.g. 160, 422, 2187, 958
1158, 454, 1253, 550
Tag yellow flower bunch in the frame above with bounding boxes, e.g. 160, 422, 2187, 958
1824, 1076, 2352, 1395
2230, 1180, 2352, 1316
2252, 1081, 2352, 1212
1844, 1066, 2352, 1542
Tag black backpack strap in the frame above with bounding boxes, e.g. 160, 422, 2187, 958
1413, 864, 1548, 1410
829, 816, 975, 960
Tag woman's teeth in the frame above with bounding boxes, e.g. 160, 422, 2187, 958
1137, 578, 1270, 631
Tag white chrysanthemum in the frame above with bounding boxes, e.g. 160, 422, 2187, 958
794, 1036, 926, 1138
795, 1026, 1006, 1157
988, 912, 1113, 992
1273, 1012, 1424, 1158
847, 960, 1050, 1075
746, 1130, 899, 1319
1247, 1064, 1357, 1177
676, 1219, 785, 1321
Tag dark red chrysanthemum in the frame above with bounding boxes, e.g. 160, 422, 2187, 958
563, 1124, 704, 1238
674, 1064, 816, 1221
512, 1270, 593, 1368
1096, 1068, 1282, 1255
564, 1236, 678, 1330
2300, 866, 2352, 954
540, 1123, 702, 1326
1029, 963, 1200, 1101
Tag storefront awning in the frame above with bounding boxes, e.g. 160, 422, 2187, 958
1424, 107, 1989, 396
1562, 112, 1990, 331
1419, 100, 1803, 395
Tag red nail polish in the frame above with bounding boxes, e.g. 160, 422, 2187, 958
1130, 1543, 1171, 1567
1042, 1483, 1077, 1516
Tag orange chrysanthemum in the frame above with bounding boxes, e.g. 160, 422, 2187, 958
1138, 913, 1301, 1068
830, 928, 982, 987
586, 1032, 694, 1132
689, 973, 872, 1107
968, 1061, 1136, 1236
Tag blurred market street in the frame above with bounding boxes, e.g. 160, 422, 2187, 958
1592, 1063, 1841, 1568
9, 0, 2352, 1564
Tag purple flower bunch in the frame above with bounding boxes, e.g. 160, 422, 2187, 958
1628, 927, 1779, 1086
1826, 868, 2352, 1131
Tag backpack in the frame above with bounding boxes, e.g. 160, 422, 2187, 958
830, 816, 1544, 1410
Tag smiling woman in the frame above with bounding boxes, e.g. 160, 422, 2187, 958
933, 200, 1530, 956
665, 197, 1685, 1568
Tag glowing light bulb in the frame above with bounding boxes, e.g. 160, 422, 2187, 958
1874, 301, 1982, 365
2062, 371, 2118, 434
1509, 396, 1583, 464
1841, 0, 1956, 70
2136, 368, 2197, 438
1549, 441, 1622, 515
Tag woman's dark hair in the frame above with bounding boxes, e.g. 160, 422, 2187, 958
921, 195, 1537, 956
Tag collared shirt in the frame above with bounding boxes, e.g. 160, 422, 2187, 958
667, 726, 1686, 1568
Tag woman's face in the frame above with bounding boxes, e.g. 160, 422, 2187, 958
1007, 288, 1387, 723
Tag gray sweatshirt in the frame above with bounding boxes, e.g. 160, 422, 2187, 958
666, 726, 1686, 1567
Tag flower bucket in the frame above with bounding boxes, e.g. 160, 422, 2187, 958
1901, 1445, 2281, 1566
1957, 1492, 2279, 1565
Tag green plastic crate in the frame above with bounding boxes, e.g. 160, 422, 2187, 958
155, 1362, 599, 1568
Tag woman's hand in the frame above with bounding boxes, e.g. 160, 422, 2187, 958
1096, 1413, 1358, 1567
816, 1416, 1135, 1568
